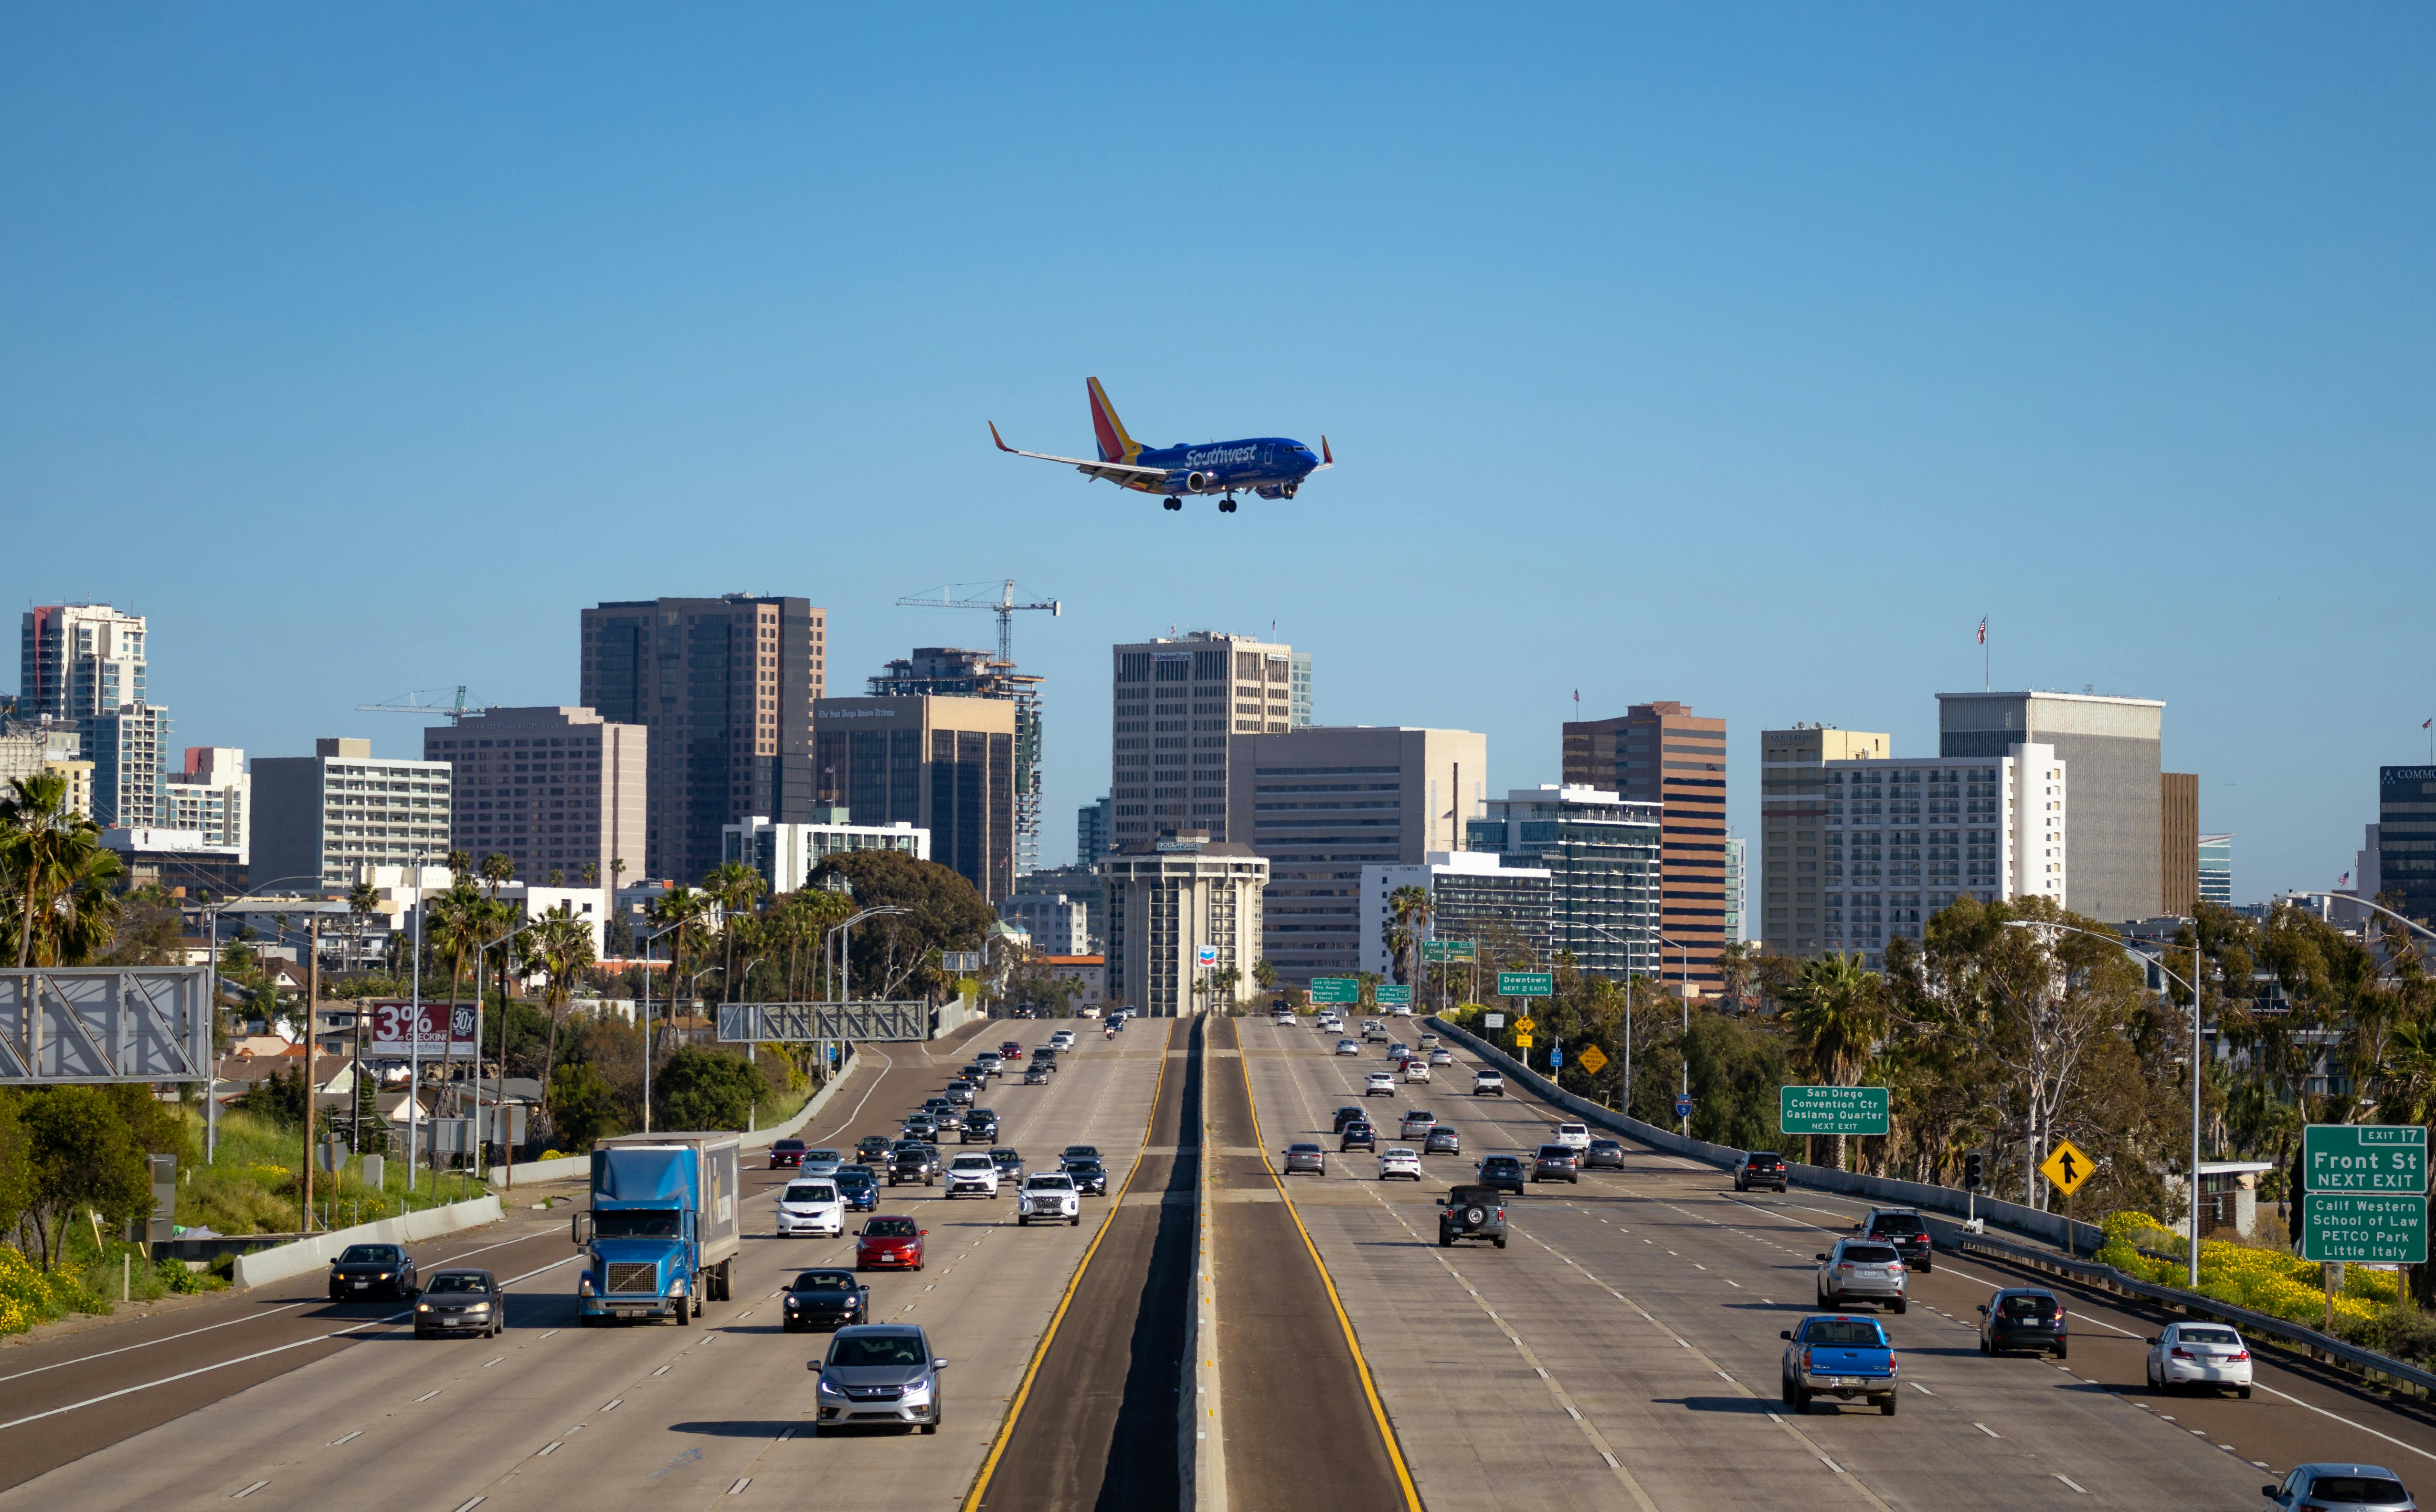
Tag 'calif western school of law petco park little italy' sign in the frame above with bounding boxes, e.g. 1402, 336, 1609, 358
2301, 1124, 2429, 1264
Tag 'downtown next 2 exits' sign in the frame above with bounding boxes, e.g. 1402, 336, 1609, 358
2303, 1125, 2429, 1195
1779, 1086, 1892, 1137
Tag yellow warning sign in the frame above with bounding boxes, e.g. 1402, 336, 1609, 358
1576, 1045, 1609, 1076
1513, 1016, 1536, 1036
2039, 1139, 2096, 1197
1513, 1035, 1534, 1049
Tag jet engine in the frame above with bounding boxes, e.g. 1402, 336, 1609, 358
1186, 470, 1219, 493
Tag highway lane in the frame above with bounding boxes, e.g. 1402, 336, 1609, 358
1242, 1016, 2436, 1511
976, 1015, 1191, 1511
0, 1017, 1174, 1510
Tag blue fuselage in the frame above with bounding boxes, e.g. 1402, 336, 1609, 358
1133, 437, 1321, 497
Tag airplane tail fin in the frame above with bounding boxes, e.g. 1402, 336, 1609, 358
1087, 377, 1141, 464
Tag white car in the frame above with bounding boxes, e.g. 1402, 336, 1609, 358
775, 1179, 844, 1237
1273, 1009, 1296, 1025
1553, 1123, 1592, 1153
1472, 1070, 1505, 1097
1049, 1030, 1077, 1050
1403, 1061, 1431, 1083
1335, 1038, 1362, 1056
1377, 1147, 1424, 1181
2145, 1321, 2253, 1397
1418, 1034, 1440, 1050
944, 1153, 1000, 1199
1364, 1072, 1396, 1097
1017, 1172, 1081, 1226
1429, 1049, 1454, 1067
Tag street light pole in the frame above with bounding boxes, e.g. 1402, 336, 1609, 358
1658, 932, 1691, 1137
2007, 918, 2203, 1288
635, 921, 680, 1136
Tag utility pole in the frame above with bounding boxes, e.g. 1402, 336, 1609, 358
302, 915, 318, 1233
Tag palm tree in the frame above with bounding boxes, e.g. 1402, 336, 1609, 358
347, 880, 380, 974
1253, 958, 1278, 994
651, 886, 710, 1012
1387, 884, 1434, 988
478, 852, 515, 899
424, 881, 488, 1103
703, 862, 765, 1003
48, 847, 124, 965
1784, 952, 1889, 1172
1, 772, 88, 968
446, 849, 472, 881
528, 904, 597, 1123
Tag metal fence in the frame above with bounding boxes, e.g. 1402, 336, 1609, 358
0, 967, 212, 1083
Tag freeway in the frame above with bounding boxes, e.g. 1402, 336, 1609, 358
1239, 1015, 2436, 1512
0, 1016, 1171, 1509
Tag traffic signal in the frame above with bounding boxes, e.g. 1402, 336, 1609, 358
1963, 1152, 1984, 1191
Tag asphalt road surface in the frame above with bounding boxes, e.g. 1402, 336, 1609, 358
1240, 1015, 2436, 1512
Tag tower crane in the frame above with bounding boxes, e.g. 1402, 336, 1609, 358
893, 580, 1061, 666
356, 686, 476, 722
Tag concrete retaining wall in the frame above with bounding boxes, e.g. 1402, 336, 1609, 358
1425, 1016, 2103, 1255
231, 1194, 504, 1290
932, 993, 986, 1040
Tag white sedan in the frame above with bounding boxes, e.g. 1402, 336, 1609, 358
774, 1179, 844, 1238
1335, 1038, 1362, 1056
1377, 1147, 1424, 1181
2145, 1322, 2253, 1397
1017, 1173, 1081, 1226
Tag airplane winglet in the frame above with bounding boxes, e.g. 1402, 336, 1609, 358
989, 421, 1014, 453
1321, 435, 1334, 468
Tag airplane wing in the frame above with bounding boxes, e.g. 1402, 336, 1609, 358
990, 423, 1170, 483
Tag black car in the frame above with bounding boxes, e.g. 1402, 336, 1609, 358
963, 1110, 1000, 1143
889, 1143, 939, 1186
413, 1269, 502, 1338
1856, 1207, 1934, 1272
856, 1135, 894, 1163
1476, 1155, 1527, 1194
1531, 1144, 1580, 1184
1333, 1105, 1366, 1133
1024, 1064, 1051, 1085
768, 1139, 808, 1169
1734, 1150, 1789, 1193
1061, 1145, 1101, 1163
784, 1269, 871, 1333
1340, 1121, 1377, 1153
1063, 1159, 1109, 1196
1978, 1288, 2068, 1358
835, 1166, 880, 1211
1439, 1184, 1510, 1249
1424, 1126, 1463, 1155
328, 1242, 417, 1301
990, 1148, 1026, 1183
1583, 1139, 1627, 1171
1033, 1049, 1060, 1074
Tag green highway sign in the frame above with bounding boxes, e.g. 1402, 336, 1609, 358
1309, 978, 1359, 1005
1779, 1085, 1892, 1137
1422, 941, 1476, 962
1497, 971, 1553, 998
2304, 1124, 2428, 1194
1376, 984, 1413, 1006
2302, 1193, 2429, 1264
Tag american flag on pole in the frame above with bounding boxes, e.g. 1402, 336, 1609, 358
2340, 871, 2352, 888
1977, 617, 1988, 645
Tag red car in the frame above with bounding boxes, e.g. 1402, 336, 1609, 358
768, 1139, 807, 1169
855, 1216, 926, 1271
998, 1042, 1024, 1061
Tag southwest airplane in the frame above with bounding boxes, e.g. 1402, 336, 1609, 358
991, 378, 1332, 512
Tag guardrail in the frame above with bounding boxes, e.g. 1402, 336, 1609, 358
1426, 1015, 2436, 1402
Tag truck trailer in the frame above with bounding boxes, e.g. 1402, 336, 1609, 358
572, 1131, 743, 1325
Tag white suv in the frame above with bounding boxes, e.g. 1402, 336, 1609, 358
775, 1179, 844, 1237
1553, 1123, 1592, 1152
1018, 1173, 1080, 1226
1472, 1070, 1506, 1097
945, 1153, 1000, 1199
1364, 1071, 1397, 1096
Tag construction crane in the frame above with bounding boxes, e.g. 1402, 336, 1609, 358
894, 580, 1061, 666
356, 686, 475, 722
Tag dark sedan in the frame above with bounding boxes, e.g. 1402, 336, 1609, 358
413, 1269, 502, 1338
782, 1269, 870, 1333
888, 1144, 939, 1186
1475, 1155, 1527, 1195
856, 1135, 893, 1163
1062, 1158, 1109, 1196
1023, 1064, 1051, 1085
1333, 1105, 1366, 1133
1340, 1121, 1377, 1153
768, 1139, 808, 1169
990, 1148, 1026, 1183
328, 1243, 416, 1301
1979, 1288, 2069, 1358
1532, 1144, 1581, 1184
1583, 1139, 1627, 1171
1032, 1050, 1060, 1074
835, 1166, 881, 1211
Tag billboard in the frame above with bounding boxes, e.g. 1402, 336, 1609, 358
364, 999, 480, 1057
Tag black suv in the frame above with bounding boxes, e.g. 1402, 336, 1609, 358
1333, 1105, 1366, 1133
1475, 1155, 1527, 1195
1855, 1207, 1933, 1272
1734, 1150, 1789, 1193
888, 1143, 939, 1186
1978, 1288, 2068, 1358
962, 1110, 999, 1143
1064, 1158, 1109, 1196
1439, 1185, 1510, 1249
1340, 1121, 1377, 1153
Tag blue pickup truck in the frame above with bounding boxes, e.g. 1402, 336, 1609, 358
1780, 1314, 1899, 1415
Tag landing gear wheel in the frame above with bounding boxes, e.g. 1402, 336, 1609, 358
1163, 497, 1182, 511
1219, 498, 1237, 513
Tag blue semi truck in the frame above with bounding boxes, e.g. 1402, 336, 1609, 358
572, 1131, 744, 1325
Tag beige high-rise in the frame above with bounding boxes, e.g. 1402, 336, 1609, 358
1108, 631, 1294, 850
1101, 836, 1267, 1017
1760, 725, 1887, 958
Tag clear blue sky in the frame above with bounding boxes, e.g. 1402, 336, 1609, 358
6, 6, 2431, 901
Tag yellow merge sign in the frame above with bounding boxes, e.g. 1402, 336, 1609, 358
2039, 1139, 2096, 1197
1576, 1045, 1609, 1076
1513, 1016, 1536, 1036
1514, 1035, 1535, 1049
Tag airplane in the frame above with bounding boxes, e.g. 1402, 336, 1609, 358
990, 378, 1332, 513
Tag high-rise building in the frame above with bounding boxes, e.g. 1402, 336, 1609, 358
814, 695, 1017, 902
252, 738, 455, 893
2199, 835, 2234, 907
1822, 743, 2065, 970
1760, 727, 1890, 959
1563, 701, 1726, 993
1016, 863, 1104, 954
20, 604, 146, 722
1228, 724, 1487, 985
87, 703, 171, 828
1100, 833, 1267, 1016
0, 721, 86, 814
2379, 767, 2436, 927
1470, 786, 1662, 979
1077, 796, 1112, 864
998, 891, 1091, 954
1290, 652, 1314, 728
1938, 692, 2163, 921
165, 747, 250, 864
869, 647, 1045, 875
424, 707, 646, 895
2161, 771, 2200, 917
579, 594, 827, 888
1109, 630, 1295, 849
1724, 835, 1747, 944
722, 812, 929, 896
1358, 851, 1552, 977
